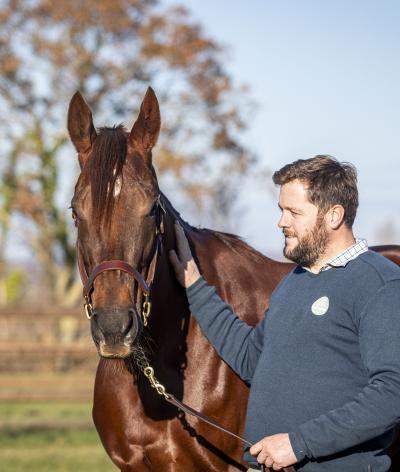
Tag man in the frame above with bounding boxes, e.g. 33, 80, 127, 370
169, 155, 400, 471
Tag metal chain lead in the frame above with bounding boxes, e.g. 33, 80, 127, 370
133, 341, 295, 472
135, 346, 169, 399
142, 295, 151, 326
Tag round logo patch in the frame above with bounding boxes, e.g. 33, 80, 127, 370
311, 296, 329, 316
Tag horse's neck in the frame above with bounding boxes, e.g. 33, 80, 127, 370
149, 199, 290, 338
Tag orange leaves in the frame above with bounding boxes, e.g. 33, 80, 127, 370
0, 0, 256, 289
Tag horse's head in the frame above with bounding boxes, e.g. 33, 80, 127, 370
68, 87, 162, 358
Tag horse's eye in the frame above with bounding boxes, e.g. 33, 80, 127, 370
69, 206, 79, 227
147, 201, 157, 218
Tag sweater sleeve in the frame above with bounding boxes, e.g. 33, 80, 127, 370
186, 276, 266, 383
289, 279, 400, 461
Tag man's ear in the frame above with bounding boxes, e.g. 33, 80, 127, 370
67, 92, 97, 168
327, 205, 345, 229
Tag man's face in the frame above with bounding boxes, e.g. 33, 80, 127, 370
278, 179, 330, 267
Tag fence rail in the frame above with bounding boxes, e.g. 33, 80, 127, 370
0, 307, 98, 373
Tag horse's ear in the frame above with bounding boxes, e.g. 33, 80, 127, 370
129, 87, 160, 163
67, 91, 97, 168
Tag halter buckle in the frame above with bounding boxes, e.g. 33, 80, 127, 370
84, 296, 93, 320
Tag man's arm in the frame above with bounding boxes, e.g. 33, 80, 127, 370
186, 276, 266, 382
169, 222, 265, 382
170, 222, 297, 469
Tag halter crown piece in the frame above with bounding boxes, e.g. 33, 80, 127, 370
76, 194, 166, 323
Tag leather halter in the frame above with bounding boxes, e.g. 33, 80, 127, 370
76, 195, 166, 321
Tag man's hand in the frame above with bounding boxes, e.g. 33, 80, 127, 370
169, 221, 201, 288
249, 433, 297, 471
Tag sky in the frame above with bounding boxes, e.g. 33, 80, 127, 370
164, 0, 400, 258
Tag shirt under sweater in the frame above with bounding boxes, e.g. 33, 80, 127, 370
186, 250, 400, 471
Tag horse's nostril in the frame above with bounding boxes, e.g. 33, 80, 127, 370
90, 312, 105, 342
90, 310, 99, 325
123, 310, 134, 337
127, 308, 143, 342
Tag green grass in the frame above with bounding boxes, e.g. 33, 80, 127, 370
0, 400, 117, 471
0, 399, 92, 422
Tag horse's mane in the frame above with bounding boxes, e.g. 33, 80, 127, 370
159, 192, 271, 265
89, 125, 127, 223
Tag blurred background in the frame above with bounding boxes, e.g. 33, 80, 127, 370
0, 0, 399, 470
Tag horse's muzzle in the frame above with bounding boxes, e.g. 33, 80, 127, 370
90, 307, 143, 358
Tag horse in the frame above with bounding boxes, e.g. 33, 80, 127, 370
67, 87, 400, 471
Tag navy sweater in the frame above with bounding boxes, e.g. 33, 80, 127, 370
186, 251, 400, 471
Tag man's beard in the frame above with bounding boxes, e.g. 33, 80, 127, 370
283, 219, 330, 268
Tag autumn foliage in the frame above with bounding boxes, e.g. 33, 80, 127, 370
0, 0, 254, 304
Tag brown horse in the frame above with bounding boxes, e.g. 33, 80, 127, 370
67, 87, 400, 471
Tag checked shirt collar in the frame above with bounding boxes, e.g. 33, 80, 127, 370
303, 238, 368, 273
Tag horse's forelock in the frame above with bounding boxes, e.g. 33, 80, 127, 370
89, 125, 127, 225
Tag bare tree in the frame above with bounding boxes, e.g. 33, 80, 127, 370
0, 0, 255, 303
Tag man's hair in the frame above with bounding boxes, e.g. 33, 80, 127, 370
272, 155, 358, 228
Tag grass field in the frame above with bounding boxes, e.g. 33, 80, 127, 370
0, 308, 121, 471
0, 374, 118, 471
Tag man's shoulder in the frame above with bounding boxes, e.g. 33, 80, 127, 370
352, 250, 400, 285
339, 250, 400, 322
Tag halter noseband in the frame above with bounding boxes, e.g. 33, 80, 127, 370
76, 195, 166, 323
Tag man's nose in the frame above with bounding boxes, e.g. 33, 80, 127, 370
278, 212, 289, 228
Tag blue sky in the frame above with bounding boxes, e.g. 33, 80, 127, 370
164, 0, 400, 257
